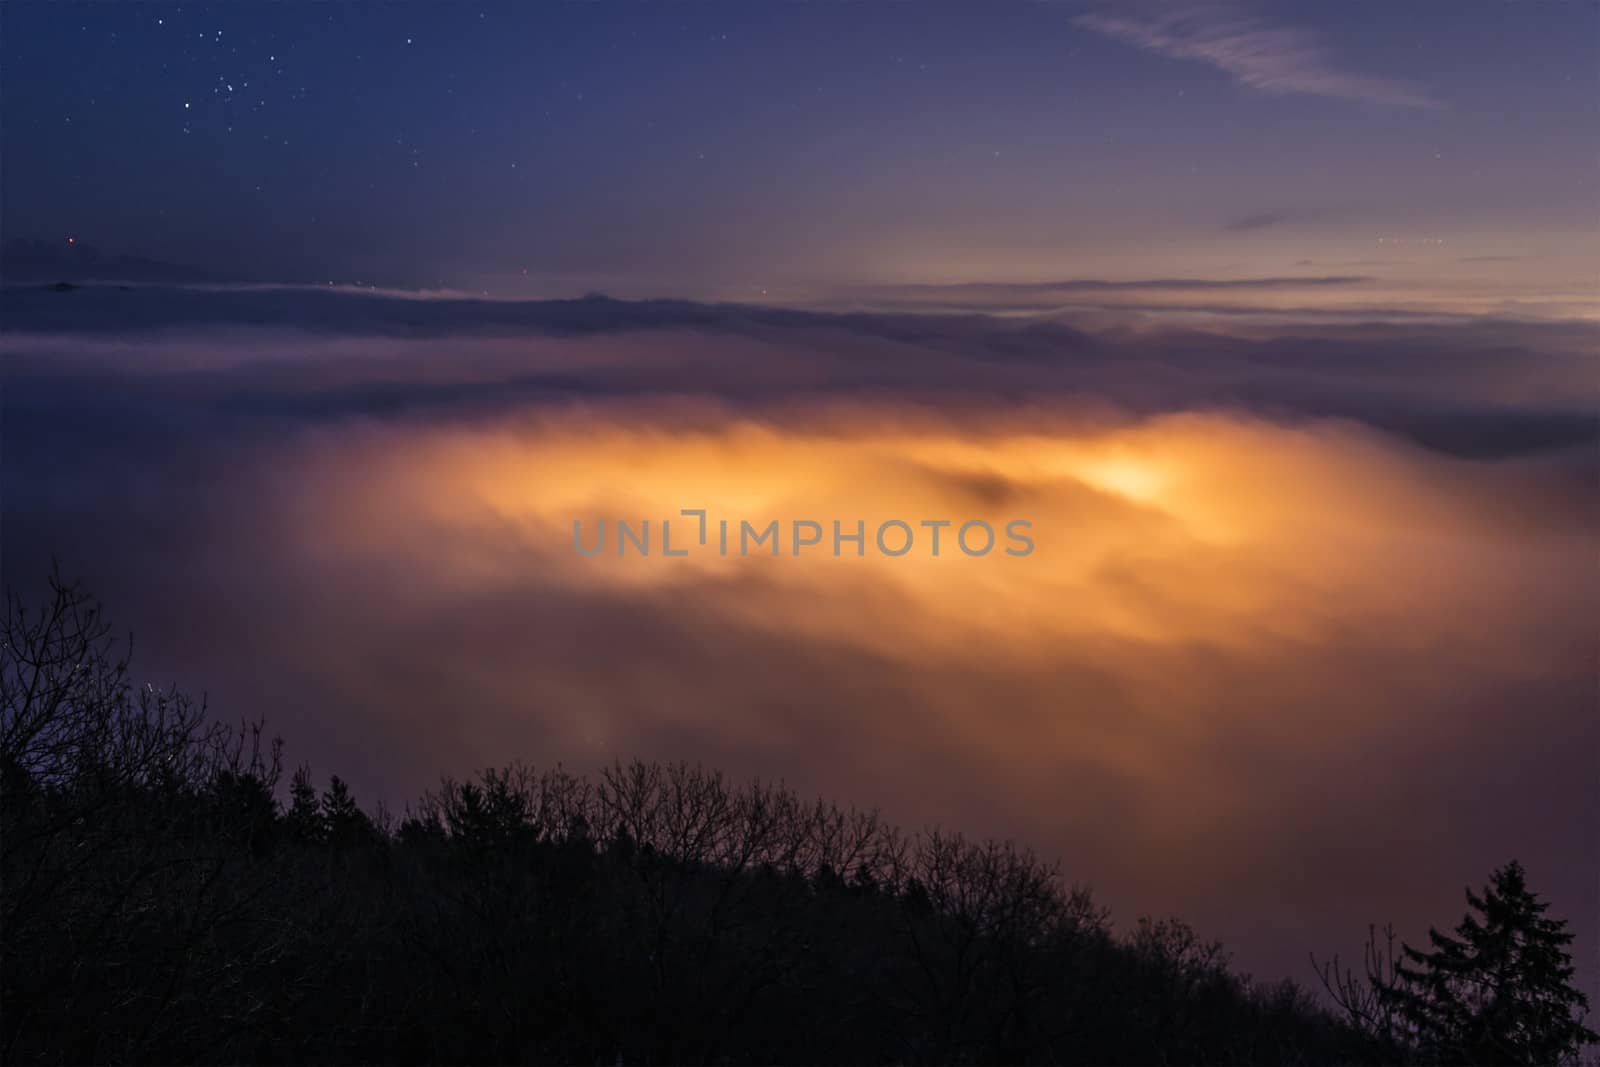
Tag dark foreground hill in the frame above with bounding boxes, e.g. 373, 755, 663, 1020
2, 575, 1590, 1065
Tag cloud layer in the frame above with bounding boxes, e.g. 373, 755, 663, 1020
1, 286, 1594, 1000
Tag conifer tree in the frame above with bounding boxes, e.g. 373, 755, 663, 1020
284, 764, 324, 843
1380, 861, 1596, 1064
321, 774, 371, 845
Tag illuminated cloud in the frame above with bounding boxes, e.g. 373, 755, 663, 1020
1, 290, 1594, 998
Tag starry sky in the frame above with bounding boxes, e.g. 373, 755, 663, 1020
4, 1, 1595, 309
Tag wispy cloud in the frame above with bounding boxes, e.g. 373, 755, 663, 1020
1227, 211, 1301, 232
1293, 259, 1403, 267
836, 274, 1373, 312
871, 274, 1371, 294
1073, 3, 1446, 110
1224, 209, 1335, 232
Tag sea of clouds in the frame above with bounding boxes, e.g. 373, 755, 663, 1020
3, 283, 1595, 997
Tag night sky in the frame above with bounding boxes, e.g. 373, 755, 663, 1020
5, 1, 1595, 304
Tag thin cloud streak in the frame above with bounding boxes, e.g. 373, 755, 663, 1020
868, 275, 1372, 294
1073, 3, 1447, 110
1226, 209, 1335, 232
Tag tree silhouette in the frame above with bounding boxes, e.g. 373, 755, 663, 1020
5, 574, 1588, 1065
285, 764, 324, 842
1380, 861, 1596, 1065
321, 774, 374, 845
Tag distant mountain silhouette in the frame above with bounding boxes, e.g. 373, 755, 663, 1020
1, 238, 224, 285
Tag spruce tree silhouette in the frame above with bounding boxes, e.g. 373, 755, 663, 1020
1379, 861, 1596, 1065
285, 764, 325, 843
321, 774, 375, 845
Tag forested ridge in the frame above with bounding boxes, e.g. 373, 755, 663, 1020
2, 576, 1591, 1065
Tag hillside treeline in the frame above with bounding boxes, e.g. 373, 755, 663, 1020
2, 575, 1588, 1064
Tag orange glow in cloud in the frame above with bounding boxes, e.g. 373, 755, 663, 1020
17, 382, 1590, 1000
279, 402, 1591, 690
